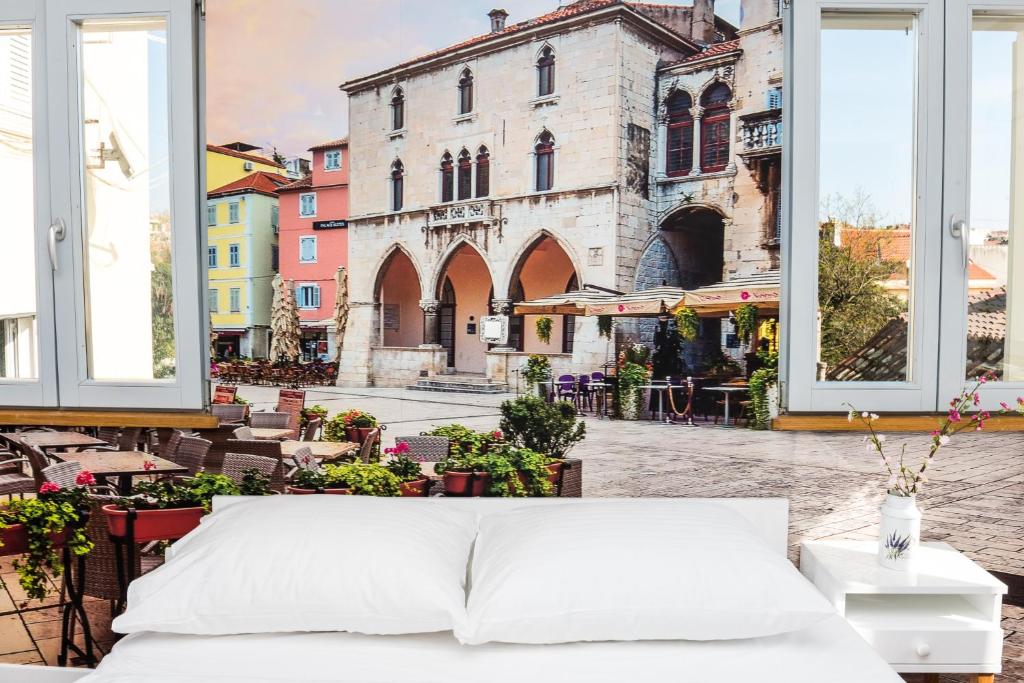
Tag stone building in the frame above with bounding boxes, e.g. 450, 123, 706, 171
338, 0, 781, 387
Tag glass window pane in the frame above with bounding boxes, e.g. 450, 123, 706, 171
967, 14, 1024, 381
0, 27, 38, 380
817, 12, 915, 382
80, 18, 175, 380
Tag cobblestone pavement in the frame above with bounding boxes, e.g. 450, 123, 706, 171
2, 385, 1021, 681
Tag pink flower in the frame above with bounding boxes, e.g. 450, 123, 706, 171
394, 441, 410, 454
979, 375, 988, 384
1000, 402, 1011, 411
973, 393, 981, 406
75, 470, 96, 486
948, 409, 961, 423
491, 430, 503, 440
143, 460, 157, 472
39, 482, 61, 494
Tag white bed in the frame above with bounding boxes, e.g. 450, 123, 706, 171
1, 498, 904, 683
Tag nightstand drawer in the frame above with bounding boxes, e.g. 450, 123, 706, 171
854, 625, 1002, 666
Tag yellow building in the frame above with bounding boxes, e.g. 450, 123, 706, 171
207, 148, 289, 357
206, 142, 285, 192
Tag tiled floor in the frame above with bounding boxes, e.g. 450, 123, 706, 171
3, 385, 1022, 681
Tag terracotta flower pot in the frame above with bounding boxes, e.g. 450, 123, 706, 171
102, 504, 204, 543
0, 524, 69, 557
443, 471, 491, 497
399, 477, 430, 497
286, 486, 353, 495
345, 426, 375, 444
514, 462, 564, 496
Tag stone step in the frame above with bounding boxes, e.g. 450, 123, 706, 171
407, 378, 510, 394
435, 373, 495, 384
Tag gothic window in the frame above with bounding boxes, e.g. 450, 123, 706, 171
665, 91, 694, 177
475, 146, 490, 197
457, 149, 472, 200
391, 88, 404, 130
458, 68, 474, 114
537, 46, 555, 97
700, 82, 732, 173
391, 159, 404, 211
535, 131, 554, 191
440, 152, 454, 203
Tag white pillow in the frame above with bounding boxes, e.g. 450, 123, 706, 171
113, 496, 479, 636
456, 500, 834, 644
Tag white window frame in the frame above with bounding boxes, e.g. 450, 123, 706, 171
298, 235, 317, 263
207, 204, 216, 226
228, 242, 240, 268
229, 287, 241, 313
228, 201, 240, 224
208, 288, 218, 313
207, 245, 217, 268
296, 283, 320, 310
299, 192, 317, 217
0, 0, 206, 410
324, 149, 341, 170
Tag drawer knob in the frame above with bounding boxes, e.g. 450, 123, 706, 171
915, 642, 931, 658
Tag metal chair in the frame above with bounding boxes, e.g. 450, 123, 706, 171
394, 436, 450, 463
249, 412, 290, 429
555, 374, 576, 403
577, 374, 593, 412
356, 428, 381, 464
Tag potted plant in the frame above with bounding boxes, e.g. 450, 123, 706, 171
499, 395, 585, 459
324, 409, 379, 444
102, 473, 240, 542
286, 467, 352, 495
384, 443, 429, 497
0, 476, 94, 601
433, 437, 557, 498
615, 344, 652, 420
674, 307, 700, 342
300, 404, 328, 428
324, 463, 402, 497
735, 303, 759, 344
848, 373, 1024, 570
522, 354, 551, 398
508, 447, 558, 497
748, 349, 779, 430
535, 316, 553, 344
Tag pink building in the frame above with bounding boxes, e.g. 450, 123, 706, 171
278, 139, 349, 360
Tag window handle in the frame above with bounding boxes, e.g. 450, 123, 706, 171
47, 218, 67, 271
950, 215, 968, 271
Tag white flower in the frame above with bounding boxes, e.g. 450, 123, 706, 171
866, 442, 875, 452
861, 411, 869, 418
877, 434, 886, 442
938, 435, 950, 446
848, 410, 855, 422
870, 413, 880, 421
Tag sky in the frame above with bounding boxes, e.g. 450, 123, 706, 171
205, 0, 740, 159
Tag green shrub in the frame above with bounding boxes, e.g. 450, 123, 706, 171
498, 396, 585, 458
323, 463, 401, 496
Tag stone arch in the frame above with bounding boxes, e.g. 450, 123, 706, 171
696, 75, 735, 104
430, 236, 496, 301
371, 242, 424, 298
372, 243, 426, 348
505, 230, 581, 354
504, 229, 583, 297
430, 237, 494, 373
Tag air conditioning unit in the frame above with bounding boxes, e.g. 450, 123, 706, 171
243, 161, 254, 171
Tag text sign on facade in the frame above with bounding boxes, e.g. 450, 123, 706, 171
312, 219, 348, 230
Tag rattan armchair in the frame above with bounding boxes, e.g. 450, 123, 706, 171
223, 439, 285, 490
356, 428, 381, 464
211, 404, 247, 425
249, 411, 290, 429
302, 418, 322, 441
394, 436, 450, 462
232, 426, 255, 441
222, 452, 281, 488
172, 436, 212, 477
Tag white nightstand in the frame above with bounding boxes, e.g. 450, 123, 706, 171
801, 540, 1007, 683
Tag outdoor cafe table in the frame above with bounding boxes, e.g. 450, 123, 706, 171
280, 440, 359, 463
4, 431, 108, 452
639, 384, 686, 424
250, 428, 293, 441
705, 385, 750, 427
52, 450, 187, 495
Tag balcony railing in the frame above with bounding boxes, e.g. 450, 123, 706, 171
427, 199, 496, 227
739, 110, 782, 156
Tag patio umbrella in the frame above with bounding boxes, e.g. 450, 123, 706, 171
678, 270, 781, 316
583, 286, 688, 317
333, 267, 349, 363
512, 289, 614, 316
270, 273, 301, 362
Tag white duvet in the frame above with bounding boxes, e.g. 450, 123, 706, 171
79, 615, 901, 683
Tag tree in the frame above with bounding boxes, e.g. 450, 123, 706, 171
817, 220, 904, 371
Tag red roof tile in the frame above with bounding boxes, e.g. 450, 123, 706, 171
277, 175, 313, 192
341, 0, 700, 90
208, 171, 292, 198
667, 38, 741, 66
308, 138, 348, 152
207, 144, 285, 169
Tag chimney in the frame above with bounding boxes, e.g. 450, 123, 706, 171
690, 0, 715, 45
488, 8, 509, 33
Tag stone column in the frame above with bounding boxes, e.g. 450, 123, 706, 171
689, 105, 703, 176
420, 299, 441, 347
725, 100, 739, 174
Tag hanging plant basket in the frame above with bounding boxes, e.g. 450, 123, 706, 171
597, 315, 613, 339
674, 307, 700, 342
735, 304, 759, 343
535, 316, 553, 345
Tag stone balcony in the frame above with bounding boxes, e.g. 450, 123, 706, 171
427, 199, 498, 228
738, 109, 782, 159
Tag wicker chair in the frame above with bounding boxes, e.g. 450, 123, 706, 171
221, 452, 280, 487
232, 426, 255, 441
95, 427, 142, 451
160, 429, 187, 463
195, 424, 243, 475
558, 457, 583, 498
0, 450, 38, 498
302, 418, 322, 441
356, 428, 381, 464
211, 404, 246, 425
41, 461, 82, 488
223, 439, 285, 490
394, 436, 450, 463
249, 412, 290, 429
173, 436, 212, 477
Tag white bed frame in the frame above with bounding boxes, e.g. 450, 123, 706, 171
0, 497, 789, 682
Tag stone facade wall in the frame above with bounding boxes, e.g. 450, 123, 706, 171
369, 345, 448, 387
